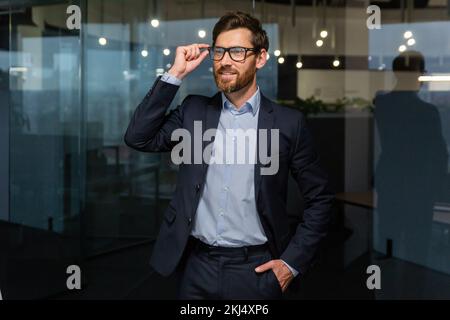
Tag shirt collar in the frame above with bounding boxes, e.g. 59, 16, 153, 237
221, 86, 260, 117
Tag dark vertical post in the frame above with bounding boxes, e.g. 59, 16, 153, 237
0, 5, 10, 222
277, 55, 298, 101
78, 0, 88, 262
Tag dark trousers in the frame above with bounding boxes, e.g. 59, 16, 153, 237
176, 237, 283, 300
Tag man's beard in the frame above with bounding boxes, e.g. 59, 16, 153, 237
214, 66, 255, 93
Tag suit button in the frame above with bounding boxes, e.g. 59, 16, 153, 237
195, 184, 201, 192
188, 217, 192, 225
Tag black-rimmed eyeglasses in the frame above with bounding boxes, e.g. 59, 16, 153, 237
208, 46, 259, 62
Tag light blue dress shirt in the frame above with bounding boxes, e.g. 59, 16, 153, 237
160, 72, 299, 277
192, 85, 267, 247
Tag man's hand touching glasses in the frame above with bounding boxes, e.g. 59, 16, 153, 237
167, 43, 210, 80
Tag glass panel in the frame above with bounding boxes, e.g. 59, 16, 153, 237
2, 0, 82, 299
371, 21, 450, 281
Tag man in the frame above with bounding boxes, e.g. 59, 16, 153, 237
124, 11, 334, 299
374, 51, 448, 265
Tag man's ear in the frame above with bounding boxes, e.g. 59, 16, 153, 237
256, 49, 268, 70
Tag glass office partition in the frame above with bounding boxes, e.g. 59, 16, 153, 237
370, 21, 450, 281
2, 0, 83, 299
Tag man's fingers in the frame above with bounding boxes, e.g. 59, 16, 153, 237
183, 43, 209, 61
201, 49, 209, 58
254, 261, 274, 273
181, 46, 189, 60
189, 45, 196, 58
187, 46, 194, 60
188, 44, 207, 62
198, 43, 211, 58
195, 51, 209, 65
191, 46, 198, 60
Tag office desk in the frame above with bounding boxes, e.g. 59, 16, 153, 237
335, 191, 375, 209
336, 191, 450, 225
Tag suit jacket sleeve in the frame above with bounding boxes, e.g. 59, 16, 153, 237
124, 76, 189, 152
280, 113, 335, 275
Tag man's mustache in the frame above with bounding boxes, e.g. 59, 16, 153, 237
217, 69, 239, 74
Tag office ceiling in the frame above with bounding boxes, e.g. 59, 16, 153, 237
256, 0, 434, 8
0, 0, 443, 10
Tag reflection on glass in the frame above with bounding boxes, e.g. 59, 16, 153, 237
4, 1, 82, 299
374, 50, 450, 273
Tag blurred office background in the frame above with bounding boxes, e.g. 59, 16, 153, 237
0, 0, 449, 299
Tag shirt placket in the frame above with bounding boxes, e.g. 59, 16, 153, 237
215, 102, 251, 246
216, 107, 233, 244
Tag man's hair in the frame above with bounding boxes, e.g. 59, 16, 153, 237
212, 11, 269, 52
392, 50, 425, 73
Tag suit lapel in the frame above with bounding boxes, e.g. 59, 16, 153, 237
254, 93, 274, 205
201, 92, 222, 178
205, 91, 222, 131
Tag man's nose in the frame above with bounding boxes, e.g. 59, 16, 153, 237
220, 51, 233, 66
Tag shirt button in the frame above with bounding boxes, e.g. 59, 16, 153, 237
224, 186, 229, 191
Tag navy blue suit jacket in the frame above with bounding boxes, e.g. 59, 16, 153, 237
124, 76, 335, 278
